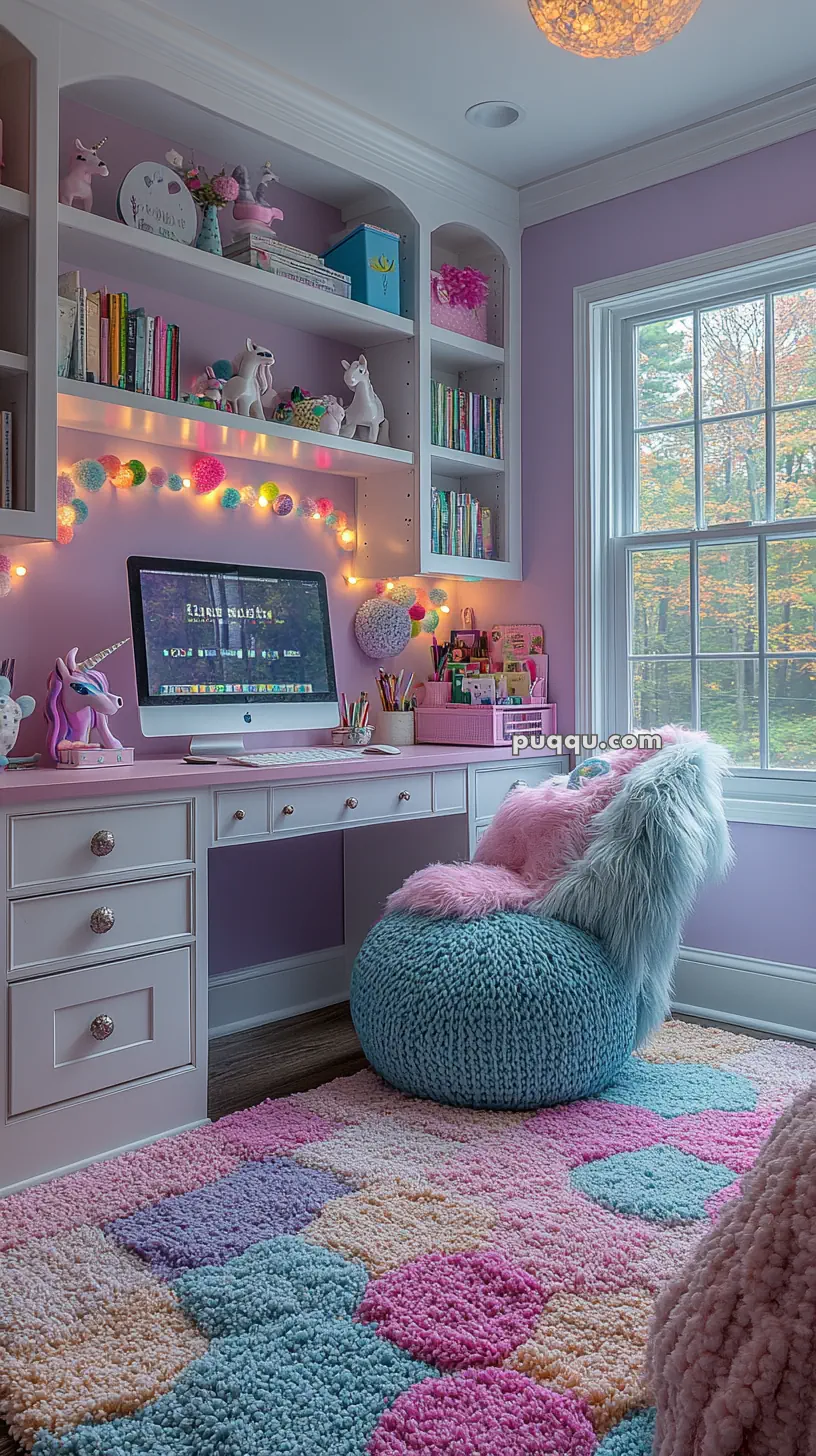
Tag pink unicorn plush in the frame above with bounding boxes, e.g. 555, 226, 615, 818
59, 138, 109, 211
44, 642, 128, 761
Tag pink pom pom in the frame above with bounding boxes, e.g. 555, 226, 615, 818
315, 497, 333, 519
212, 174, 239, 202
57, 472, 75, 505
0, 554, 11, 574
149, 466, 168, 489
438, 263, 489, 312
98, 454, 121, 479
409, 602, 426, 621
374, 580, 387, 595
191, 455, 227, 495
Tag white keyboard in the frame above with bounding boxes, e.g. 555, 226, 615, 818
228, 747, 366, 767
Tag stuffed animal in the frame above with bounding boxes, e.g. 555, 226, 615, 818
0, 675, 35, 768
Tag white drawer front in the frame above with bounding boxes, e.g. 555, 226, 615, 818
9, 801, 193, 890
474, 762, 563, 822
9, 874, 193, 977
271, 773, 433, 833
214, 788, 270, 842
433, 769, 467, 814
8, 947, 193, 1115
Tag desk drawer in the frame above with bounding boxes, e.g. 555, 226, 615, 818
8, 947, 192, 1116
9, 801, 193, 890
9, 874, 193, 977
215, 788, 270, 842
473, 761, 563, 822
272, 773, 433, 833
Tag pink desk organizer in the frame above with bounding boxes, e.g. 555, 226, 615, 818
56, 744, 135, 769
415, 702, 556, 747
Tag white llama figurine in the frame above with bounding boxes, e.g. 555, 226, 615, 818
222, 339, 275, 418
340, 356, 390, 445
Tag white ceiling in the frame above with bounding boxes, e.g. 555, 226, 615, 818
156, 0, 816, 189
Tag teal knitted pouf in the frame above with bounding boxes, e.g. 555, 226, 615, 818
350, 912, 638, 1110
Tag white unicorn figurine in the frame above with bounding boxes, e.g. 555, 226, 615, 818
222, 339, 275, 419
59, 138, 109, 211
340, 355, 390, 445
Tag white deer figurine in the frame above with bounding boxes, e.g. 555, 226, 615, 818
340, 356, 390, 445
59, 138, 109, 211
221, 339, 275, 419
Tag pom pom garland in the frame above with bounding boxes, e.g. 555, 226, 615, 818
97, 454, 121, 478
374, 581, 388, 595
0, 554, 11, 574
191, 456, 227, 495
167, 473, 185, 492
390, 584, 417, 607
57, 473, 75, 505
58, 504, 76, 528
127, 459, 147, 486
0, 571, 11, 599
421, 609, 440, 634
354, 597, 413, 660
273, 493, 294, 516
149, 466, 168, 489
220, 487, 241, 510
111, 465, 135, 490
70, 498, 89, 524
410, 619, 421, 637
315, 497, 334, 519
57, 522, 74, 545
298, 496, 318, 518
259, 481, 279, 503
429, 588, 448, 607
408, 602, 426, 621
72, 458, 106, 493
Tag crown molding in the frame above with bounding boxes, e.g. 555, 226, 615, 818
34, 0, 519, 232
520, 77, 816, 230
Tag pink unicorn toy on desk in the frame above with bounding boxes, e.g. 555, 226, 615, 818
59, 137, 109, 211
44, 641, 128, 761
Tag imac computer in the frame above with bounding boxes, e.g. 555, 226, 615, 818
128, 556, 339, 756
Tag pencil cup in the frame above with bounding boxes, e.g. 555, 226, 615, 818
422, 681, 452, 706
378, 712, 415, 747
348, 725, 373, 747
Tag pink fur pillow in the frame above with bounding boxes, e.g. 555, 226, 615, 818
385, 727, 695, 921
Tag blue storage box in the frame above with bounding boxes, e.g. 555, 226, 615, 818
322, 224, 402, 315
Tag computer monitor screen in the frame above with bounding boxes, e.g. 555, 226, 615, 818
128, 556, 338, 747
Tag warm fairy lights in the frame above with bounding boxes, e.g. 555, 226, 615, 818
528, 0, 702, 57
13, 566, 26, 577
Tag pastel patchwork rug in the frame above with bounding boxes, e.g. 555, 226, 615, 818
2, 1021, 815, 1456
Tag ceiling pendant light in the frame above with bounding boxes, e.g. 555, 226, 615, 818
528, 0, 703, 58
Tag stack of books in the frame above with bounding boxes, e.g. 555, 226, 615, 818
223, 234, 352, 299
58, 272, 180, 399
1, 410, 12, 510
431, 486, 494, 560
431, 380, 503, 459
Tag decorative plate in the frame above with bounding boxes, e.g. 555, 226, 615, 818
116, 163, 198, 245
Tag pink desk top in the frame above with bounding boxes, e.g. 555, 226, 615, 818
0, 744, 558, 806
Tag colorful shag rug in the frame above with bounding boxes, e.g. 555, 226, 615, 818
2, 1021, 815, 1456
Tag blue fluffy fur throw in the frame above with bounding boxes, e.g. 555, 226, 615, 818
536, 737, 733, 1044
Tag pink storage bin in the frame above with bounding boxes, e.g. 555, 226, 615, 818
431, 271, 488, 342
415, 702, 557, 748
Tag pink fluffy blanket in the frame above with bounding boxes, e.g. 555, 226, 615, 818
386, 726, 694, 921
648, 1082, 816, 1456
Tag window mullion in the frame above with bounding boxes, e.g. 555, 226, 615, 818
690, 536, 700, 730
765, 291, 775, 523
758, 532, 769, 769
693, 309, 704, 531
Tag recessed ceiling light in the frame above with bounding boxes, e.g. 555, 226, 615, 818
465, 100, 524, 130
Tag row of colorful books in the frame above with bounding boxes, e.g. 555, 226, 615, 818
57, 271, 180, 399
431, 486, 494, 560
431, 380, 503, 460
1, 410, 13, 510
223, 233, 352, 300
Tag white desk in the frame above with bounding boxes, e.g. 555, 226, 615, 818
0, 745, 567, 1192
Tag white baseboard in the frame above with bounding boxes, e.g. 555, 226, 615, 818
0, 1119, 209, 1199
208, 947, 350, 1040
674, 946, 816, 1043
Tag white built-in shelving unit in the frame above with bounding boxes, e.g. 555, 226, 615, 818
2, 5, 521, 578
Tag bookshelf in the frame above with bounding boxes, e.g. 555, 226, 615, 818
3, 17, 520, 577
0, 4, 57, 541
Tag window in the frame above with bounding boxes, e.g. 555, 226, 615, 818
584, 241, 816, 779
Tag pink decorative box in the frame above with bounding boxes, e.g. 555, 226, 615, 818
56, 743, 135, 769
415, 702, 556, 748
431, 271, 488, 342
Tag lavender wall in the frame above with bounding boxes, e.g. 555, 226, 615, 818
504, 129, 816, 968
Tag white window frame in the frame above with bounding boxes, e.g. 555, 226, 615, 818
575, 222, 816, 827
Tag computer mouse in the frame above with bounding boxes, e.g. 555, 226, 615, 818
363, 744, 402, 755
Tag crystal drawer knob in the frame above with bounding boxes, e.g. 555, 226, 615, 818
89, 906, 115, 934
398, 791, 411, 801
281, 804, 295, 816
90, 830, 115, 857
90, 1013, 114, 1041
233, 809, 246, 821
345, 797, 358, 809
